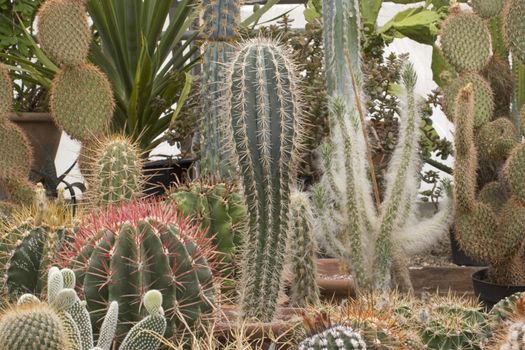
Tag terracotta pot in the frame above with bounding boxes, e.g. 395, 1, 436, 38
8, 113, 62, 182
214, 305, 303, 349
316, 258, 481, 300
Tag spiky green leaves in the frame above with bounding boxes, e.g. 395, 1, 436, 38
443, 73, 494, 127
471, 0, 504, 19
86, 135, 144, 206
440, 12, 491, 72
0, 303, 73, 350
36, 0, 91, 66
0, 65, 12, 118
476, 118, 518, 161
50, 63, 114, 141
503, 0, 525, 66
0, 122, 32, 179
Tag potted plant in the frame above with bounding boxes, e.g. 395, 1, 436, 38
443, 1, 525, 306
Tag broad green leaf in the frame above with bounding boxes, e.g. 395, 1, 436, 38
360, 0, 382, 27
169, 72, 193, 126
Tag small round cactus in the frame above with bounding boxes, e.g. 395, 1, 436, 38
471, 0, 504, 19
298, 325, 367, 350
36, 0, 91, 66
440, 9, 491, 73
50, 63, 114, 141
443, 73, 494, 127
85, 135, 144, 206
476, 118, 518, 161
503, 0, 525, 66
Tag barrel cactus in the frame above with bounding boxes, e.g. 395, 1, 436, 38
61, 200, 215, 339
84, 135, 144, 206
223, 37, 305, 321
37, 0, 114, 141
288, 190, 319, 308
199, 0, 240, 178
168, 182, 246, 264
1, 185, 74, 299
298, 325, 366, 350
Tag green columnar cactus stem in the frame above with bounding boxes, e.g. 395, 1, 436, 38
168, 182, 246, 263
503, 0, 525, 66
63, 201, 215, 340
224, 37, 305, 321
288, 191, 320, 308
440, 8, 491, 73
199, 0, 240, 178
298, 325, 367, 349
85, 135, 144, 206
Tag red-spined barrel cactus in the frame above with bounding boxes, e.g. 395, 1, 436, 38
60, 200, 216, 340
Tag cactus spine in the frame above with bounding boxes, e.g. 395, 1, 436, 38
224, 37, 305, 321
199, 0, 240, 178
37, 0, 114, 141
63, 201, 215, 340
288, 191, 320, 307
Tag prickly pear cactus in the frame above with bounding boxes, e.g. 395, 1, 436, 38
224, 37, 305, 321
471, 0, 504, 19
288, 191, 320, 307
440, 8, 491, 73
0, 120, 32, 180
476, 118, 518, 161
63, 201, 215, 340
84, 135, 144, 206
503, 0, 525, 66
298, 325, 367, 350
168, 182, 246, 262
0, 65, 13, 117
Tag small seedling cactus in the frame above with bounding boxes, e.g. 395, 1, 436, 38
61, 200, 215, 340
223, 37, 306, 321
298, 325, 367, 350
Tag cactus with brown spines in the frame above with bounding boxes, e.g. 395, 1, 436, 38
476, 118, 519, 161
471, 0, 504, 19
288, 191, 320, 308
60, 200, 215, 341
36, 0, 114, 142
503, 0, 525, 66
83, 135, 145, 206
440, 6, 492, 73
0, 65, 13, 118
223, 37, 306, 321
199, 0, 240, 178
0, 119, 33, 180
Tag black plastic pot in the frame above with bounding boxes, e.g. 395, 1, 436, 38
450, 227, 485, 266
472, 268, 525, 308
143, 158, 195, 196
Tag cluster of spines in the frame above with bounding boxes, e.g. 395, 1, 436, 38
298, 325, 367, 350
224, 37, 306, 321
61, 200, 215, 340
288, 191, 320, 307
36, 0, 114, 141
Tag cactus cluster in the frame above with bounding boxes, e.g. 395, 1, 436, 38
1, 185, 74, 299
0, 266, 166, 350
37, 0, 114, 141
223, 37, 305, 321
298, 325, 366, 350
445, 2, 525, 286
199, 0, 240, 178
288, 191, 320, 308
0, 64, 34, 211
168, 182, 246, 263
61, 200, 215, 339
82, 135, 144, 206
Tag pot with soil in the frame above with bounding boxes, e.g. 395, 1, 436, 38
472, 268, 525, 308
449, 227, 485, 266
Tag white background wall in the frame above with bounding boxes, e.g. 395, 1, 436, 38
55, 2, 453, 190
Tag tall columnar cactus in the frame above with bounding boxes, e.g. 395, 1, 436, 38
61, 201, 215, 340
168, 182, 246, 263
298, 325, 367, 350
288, 191, 320, 308
313, 61, 452, 291
199, 0, 240, 178
1, 185, 74, 299
36, 0, 114, 141
224, 37, 305, 321
84, 135, 144, 206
